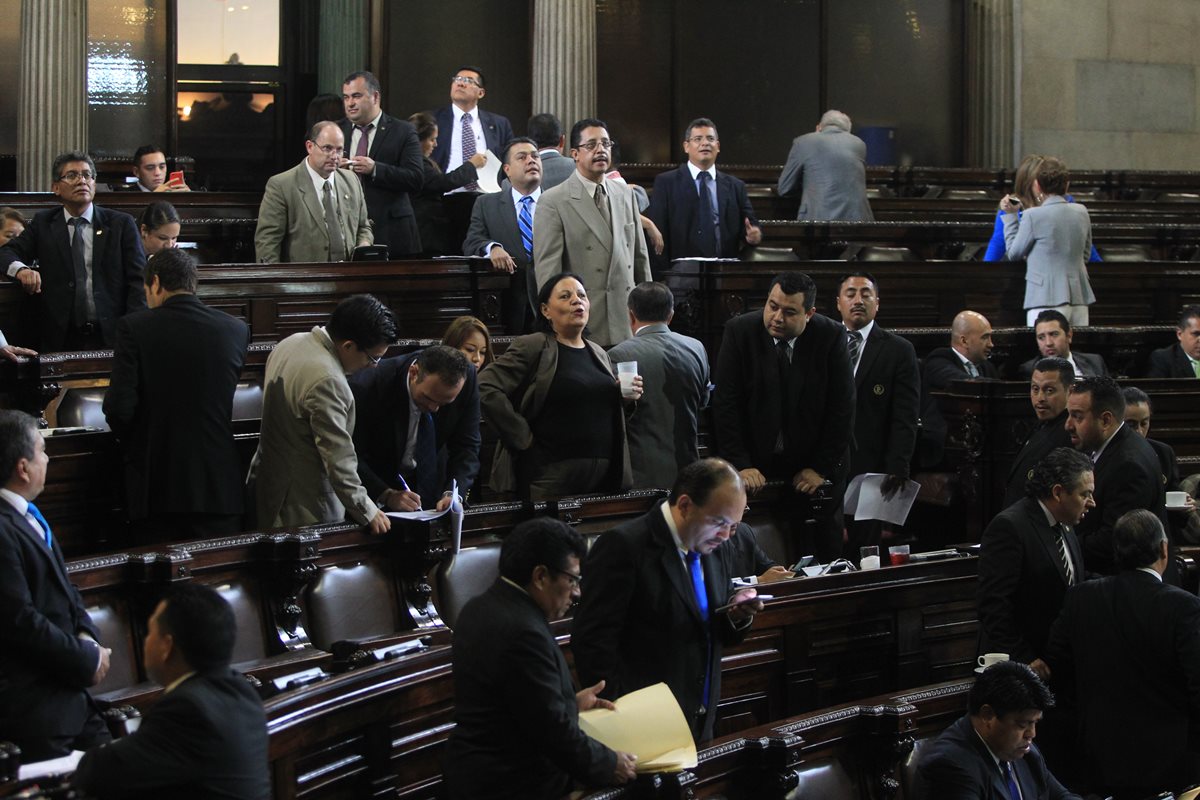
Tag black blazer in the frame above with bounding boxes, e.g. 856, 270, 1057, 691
412, 156, 478, 256
0, 205, 146, 350
1017, 350, 1107, 380
0, 502, 103, 761
1046, 570, 1200, 797
1147, 342, 1197, 378
914, 714, 1079, 800
573, 500, 749, 742
73, 668, 270, 800
646, 164, 758, 271
848, 324, 920, 478
102, 294, 249, 520
1075, 425, 1166, 575
917, 346, 999, 468
1002, 412, 1072, 508
348, 350, 481, 507
462, 188, 538, 334
713, 311, 854, 481
443, 580, 615, 800
977, 496, 1084, 664
430, 105, 514, 172
339, 113, 425, 256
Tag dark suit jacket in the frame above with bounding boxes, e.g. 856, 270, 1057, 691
430, 105, 514, 173
412, 156, 477, 256
1018, 350, 1107, 380
1046, 570, 1200, 797
913, 714, 1079, 800
1147, 342, 1197, 378
646, 164, 758, 271
73, 668, 270, 800
573, 500, 750, 742
713, 311, 854, 481
102, 294, 249, 520
717, 522, 778, 579
1002, 412, 1073, 508
1148, 437, 1181, 491
0, 501, 104, 761
0, 205, 146, 350
339, 113, 425, 255
1075, 425, 1166, 575
444, 580, 615, 800
917, 346, 1000, 468
848, 324, 920, 479
462, 188, 538, 334
348, 350, 481, 507
977, 496, 1084, 664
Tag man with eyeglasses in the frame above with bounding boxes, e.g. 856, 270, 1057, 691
647, 118, 761, 271
430, 66, 514, 181
534, 118, 651, 346
778, 109, 874, 222
247, 294, 396, 535
255, 121, 372, 264
573, 457, 763, 743
1, 150, 146, 350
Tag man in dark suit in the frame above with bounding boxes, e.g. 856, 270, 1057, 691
713, 272, 855, 561
1066, 376, 1167, 575
102, 249, 249, 540
527, 113, 574, 190
979, 447, 1090, 679
917, 310, 999, 468
1147, 304, 1200, 378
430, 66, 514, 175
443, 517, 636, 799
835, 272, 919, 556
1017, 309, 1108, 380
339, 71, 425, 256
0, 150, 146, 351
1046, 510, 1200, 799
0, 410, 112, 761
349, 345, 480, 511
462, 137, 542, 334
573, 458, 764, 742
646, 117, 761, 273
73, 583, 270, 799
913, 660, 1079, 800
1003, 357, 1075, 508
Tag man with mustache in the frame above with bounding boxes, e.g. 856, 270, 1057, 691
1003, 357, 1075, 508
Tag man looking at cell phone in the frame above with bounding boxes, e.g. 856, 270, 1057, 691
131, 145, 190, 193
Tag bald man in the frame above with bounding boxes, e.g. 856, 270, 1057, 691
917, 311, 999, 467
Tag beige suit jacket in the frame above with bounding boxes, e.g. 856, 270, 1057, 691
254, 160, 372, 264
533, 171, 650, 346
246, 327, 377, 527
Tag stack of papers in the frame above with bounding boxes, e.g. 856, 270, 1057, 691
843, 473, 920, 525
578, 683, 697, 773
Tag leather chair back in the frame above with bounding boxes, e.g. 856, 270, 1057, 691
86, 597, 140, 693
305, 561, 399, 650
786, 757, 862, 799
434, 543, 501, 630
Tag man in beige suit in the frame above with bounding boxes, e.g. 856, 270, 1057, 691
534, 118, 650, 346
247, 294, 395, 534
254, 121, 373, 264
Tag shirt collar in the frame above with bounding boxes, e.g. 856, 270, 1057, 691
63, 205, 94, 224
951, 347, 975, 369
304, 159, 335, 190
574, 169, 605, 195
848, 320, 874, 341
163, 671, 196, 694
451, 103, 478, 121
510, 185, 541, 206
355, 109, 382, 130
660, 501, 688, 557
1137, 566, 1163, 582
1093, 422, 1124, 461
0, 487, 29, 516
1036, 499, 1059, 528
686, 162, 717, 182
972, 725, 1008, 771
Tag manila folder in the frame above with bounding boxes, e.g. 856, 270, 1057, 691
577, 682, 698, 773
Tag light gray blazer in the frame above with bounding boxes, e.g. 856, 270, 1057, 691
538, 150, 575, 190
247, 327, 377, 528
777, 128, 874, 221
1003, 195, 1095, 310
254, 160, 372, 264
533, 170, 651, 346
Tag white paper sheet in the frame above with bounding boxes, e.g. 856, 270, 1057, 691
18, 749, 84, 780
475, 150, 503, 193
843, 473, 921, 525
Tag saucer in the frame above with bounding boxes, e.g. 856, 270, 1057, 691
1167, 504, 1190, 511
974, 666, 985, 674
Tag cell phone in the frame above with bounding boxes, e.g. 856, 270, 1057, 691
713, 594, 774, 614
169, 170, 184, 184
791, 555, 815, 571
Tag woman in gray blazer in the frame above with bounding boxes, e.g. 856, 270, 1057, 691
1002, 156, 1095, 327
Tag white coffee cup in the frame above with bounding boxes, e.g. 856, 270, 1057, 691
616, 361, 638, 399
1167, 491, 1189, 507
977, 652, 1009, 668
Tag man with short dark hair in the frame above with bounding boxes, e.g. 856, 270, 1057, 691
130, 145, 189, 193
444, 517, 636, 799
606, 282, 710, 489
247, 294, 397, 534
0, 150, 146, 351
103, 248, 250, 540
574, 458, 763, 742
350, 344, 480, 512
1147, 304, 1200, 378
0, 410, 112, 761
1003, 357, 1075, 508
527, 113, 573, 189
914, 660, 1079, 799
1046, 509, 1200, 799
917, 310, 999, 467
73, 583, 270, 799
430, 66, 514, 178
1017, 309, 1108, 380
777, 109, 873, 222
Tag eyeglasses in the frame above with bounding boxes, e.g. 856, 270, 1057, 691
551, 567, 582, 588
575, 139, 615, 152
314, 144, 341, 155
451, 75, 480, 87
687, 135, 719, 144
361, 347, 382, 366
57, 170, 95, 183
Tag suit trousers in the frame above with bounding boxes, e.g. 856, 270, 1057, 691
528, 457, 612, 502
1027, 304, 1089, 327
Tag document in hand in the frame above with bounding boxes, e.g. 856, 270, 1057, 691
842, 473, 921, 525
577, 682, 698, 773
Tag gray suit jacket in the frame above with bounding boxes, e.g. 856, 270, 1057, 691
533, 171, 651, 346
254, 161, 372, 264
538, 150, 575, 190
1003, 196, 1094, 310
777, 128, 873, 221
606, 323, 710, 489
462, 189, 538, 324
247, 327, 377, 527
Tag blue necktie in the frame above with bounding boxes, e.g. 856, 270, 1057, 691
517, 195, 534, 264
1003, 760, 1021, 800
27, 501, 52, 549
686, 551, 711, 708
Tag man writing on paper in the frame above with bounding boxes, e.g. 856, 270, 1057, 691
444, 517, 636, 799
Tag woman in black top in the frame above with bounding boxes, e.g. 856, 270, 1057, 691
408, 111, 486, 256
479, 273, 640, 501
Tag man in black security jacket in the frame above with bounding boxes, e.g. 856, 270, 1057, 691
1003, 357, 1075, 509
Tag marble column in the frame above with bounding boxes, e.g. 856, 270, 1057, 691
318, 0, 368, 95
18, 0, 88, 191
533, 0, 596, 129
965, 0, 1016, 167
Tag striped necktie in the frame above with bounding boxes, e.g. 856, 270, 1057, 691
1054, 523, 1075, 585
461, 113, 480, 191
518, 195, 534, 264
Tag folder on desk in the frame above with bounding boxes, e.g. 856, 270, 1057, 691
578, 682, 698, 773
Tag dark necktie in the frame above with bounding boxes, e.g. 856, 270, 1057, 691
461, 113, 480, 191
686, 550, 711, 709
354, 123, 372, 159
518, 195, 534, 264
1003, 760, 1021, 800
776, 337, 790, 444
594, 183, 611, 230
847, 329, 863, 371
322, 181, 345, 261
1054, 523, 1076, 585
69, 217, 89, 324
696, 171, 719, 256
27, 501, 52, 549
